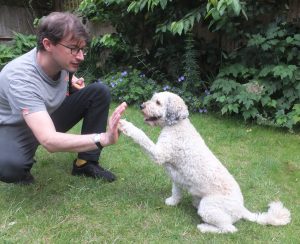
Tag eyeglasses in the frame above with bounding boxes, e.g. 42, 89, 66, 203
57, 43, 88, 56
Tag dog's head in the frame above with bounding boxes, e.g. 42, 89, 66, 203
140, 92, 189, 127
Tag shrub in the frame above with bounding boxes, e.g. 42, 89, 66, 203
205, 22, 300, 130
0, 32, 36, 70
100, 68, 161, 106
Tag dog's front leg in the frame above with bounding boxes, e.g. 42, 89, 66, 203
165, 182, 182, 206
119, 119, 169, 165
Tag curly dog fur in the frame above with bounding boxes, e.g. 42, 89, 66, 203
119, 91, 291, 233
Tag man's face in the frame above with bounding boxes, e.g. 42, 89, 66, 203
51, 35, 87, 73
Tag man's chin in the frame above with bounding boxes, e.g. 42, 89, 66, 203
68, 64, 81, 72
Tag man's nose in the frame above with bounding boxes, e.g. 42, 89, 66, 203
76, 50, 85, 61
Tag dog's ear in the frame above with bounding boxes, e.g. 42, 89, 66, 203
165, 95, 189, 125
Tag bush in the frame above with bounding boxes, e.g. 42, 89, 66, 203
0, 32, 36, 70
100, 68, 161, 106
205, 22, 300, 130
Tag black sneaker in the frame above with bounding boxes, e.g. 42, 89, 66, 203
71, 160, 116, 182
15, 171, 35, 185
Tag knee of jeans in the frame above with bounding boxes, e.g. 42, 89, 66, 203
90, 82, 111, 102
0, 162, 26, 183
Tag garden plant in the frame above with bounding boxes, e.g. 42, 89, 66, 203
0, 0, 299, 242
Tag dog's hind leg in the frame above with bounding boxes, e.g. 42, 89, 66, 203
197, 223, 237, 234
165, 182, 182, 206
192, 196, 201, 209
197, 196, 238, 233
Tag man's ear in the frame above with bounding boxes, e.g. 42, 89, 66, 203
42, 38, 52, 52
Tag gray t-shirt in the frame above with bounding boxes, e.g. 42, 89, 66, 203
0, 48, 68, 125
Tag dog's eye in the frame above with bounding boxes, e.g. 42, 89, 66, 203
156, 100, 161, 105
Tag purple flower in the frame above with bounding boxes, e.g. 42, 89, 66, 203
110, 82, 116, 88
198, 108, 208, 113
177, 76, 185, 82
121, 71, 128, 76
163, 85, 170, 91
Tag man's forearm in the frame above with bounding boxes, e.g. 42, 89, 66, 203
41, 132, 101, 153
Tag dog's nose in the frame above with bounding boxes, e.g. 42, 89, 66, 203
140, 104, 145, 110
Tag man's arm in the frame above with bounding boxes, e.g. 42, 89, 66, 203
23, 102, 127, 153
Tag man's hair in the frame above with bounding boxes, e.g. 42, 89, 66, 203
37, 12, 89, 50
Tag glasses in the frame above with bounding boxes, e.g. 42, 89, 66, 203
57, 43, 88, 56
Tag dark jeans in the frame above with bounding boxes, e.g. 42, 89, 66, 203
0, 82, 111, 183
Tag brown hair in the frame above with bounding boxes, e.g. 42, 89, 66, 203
37, 12, 89, 50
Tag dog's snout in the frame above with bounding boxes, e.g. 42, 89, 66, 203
140, 103, 145, 110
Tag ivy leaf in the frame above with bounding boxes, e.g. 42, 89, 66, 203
228, 103, 239, 113
216, 95, 226, 102
273, 65, 297, 80
221, 105, 228, 115
247, 34, 266, 47
294, 34, 300, 41
231, 0, 241, 15
286, 36, 294, 43
259, 65, 275, 77
159, 0, 168, 9
242, 107, 258, 120
261, 43, 271, 51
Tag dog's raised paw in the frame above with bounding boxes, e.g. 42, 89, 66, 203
118, 119, 134, 136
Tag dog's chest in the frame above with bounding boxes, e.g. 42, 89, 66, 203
164, 163, 192, 189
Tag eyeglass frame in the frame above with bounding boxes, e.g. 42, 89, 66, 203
57, 43, 88, 56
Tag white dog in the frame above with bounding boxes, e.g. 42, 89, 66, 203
119, 91, 291, 233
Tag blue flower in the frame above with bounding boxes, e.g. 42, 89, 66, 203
163, 85, 170, 91
119, 78, 123, 82
198, 108, 208, 113
177, 75, 185, 82
121, 71, 128, 76
110, 82, 116, 88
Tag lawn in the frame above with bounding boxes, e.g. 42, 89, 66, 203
0, 104, 299, 243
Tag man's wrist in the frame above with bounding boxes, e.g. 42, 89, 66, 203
93, 133, 103, 149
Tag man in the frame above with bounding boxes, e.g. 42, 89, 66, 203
0, 12, 127, 185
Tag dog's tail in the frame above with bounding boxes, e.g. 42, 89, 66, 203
242, 201, 291, 226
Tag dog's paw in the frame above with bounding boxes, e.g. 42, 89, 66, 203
197, 223, 237, 233
165, 197, 180, 206
118, 119, 135, 137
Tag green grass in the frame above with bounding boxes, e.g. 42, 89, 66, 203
1, 104, 299, 243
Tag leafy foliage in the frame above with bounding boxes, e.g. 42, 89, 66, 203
205, 22, 300, 130
77, 32, 132, 81
0, 32, 36, 69
100, 68, 161, 106
76, 0, 243, 82
206, 0, 246, 31
182, 32, 203, 92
